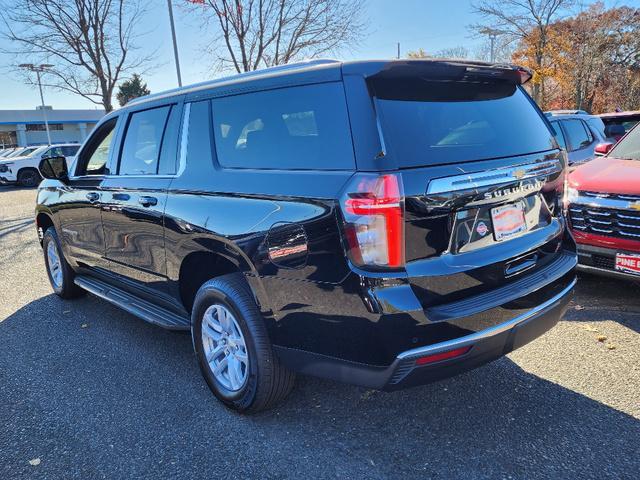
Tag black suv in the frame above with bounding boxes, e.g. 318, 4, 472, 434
36, 59, 577, 412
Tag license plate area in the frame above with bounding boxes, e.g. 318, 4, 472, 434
491, 201, 527, 242
615, 253, 640, 276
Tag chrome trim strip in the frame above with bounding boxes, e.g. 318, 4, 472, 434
426, 159, 562, 195
571, 195, 640, 212
396, 279, 576, 361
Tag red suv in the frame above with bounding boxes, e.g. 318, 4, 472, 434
568, 123, 640, 280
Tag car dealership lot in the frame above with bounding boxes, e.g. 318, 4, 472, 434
1, 186, 639, 480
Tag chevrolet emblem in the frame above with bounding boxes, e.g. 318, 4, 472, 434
513, 169, 526, 180
630, 201, 640, 211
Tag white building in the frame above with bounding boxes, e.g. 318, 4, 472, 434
0, 108, 105, 147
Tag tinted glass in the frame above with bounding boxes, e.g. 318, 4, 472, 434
184, 101, 214, 170
119, 106, 170, 175
374, 83, 555, 167
609, 124, 640, 160
550, 121, 567, 150
211, 83, 355, 170
562, 119, 591, 151
77, 119, 117, 176
44, 146, 65, 158
158, 105, 181, 175
62, 145, 80, 156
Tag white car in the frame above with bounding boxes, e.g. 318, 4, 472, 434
0, 144, 80, 187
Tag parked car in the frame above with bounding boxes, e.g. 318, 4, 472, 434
0, 147, 18, 157
599, 110, 640, 142
4, 146, 36, 159
0, 143, 80, 187
545, 112, 609, 166
567, 123, 640, 281
35, 59, 576, 413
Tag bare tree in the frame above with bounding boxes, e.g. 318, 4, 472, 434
190, 0, 368, 73
471, 0, 574, 106
1, 0, 151, 112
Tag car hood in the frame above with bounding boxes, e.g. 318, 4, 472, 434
1, 154, 32, 162
569, 156, 640, 195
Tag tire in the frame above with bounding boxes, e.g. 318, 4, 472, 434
192, 273, 295, 413
42, 227, 84, 299
17, 168, 41, 188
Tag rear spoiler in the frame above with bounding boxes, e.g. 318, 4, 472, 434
365, 60, 533, 85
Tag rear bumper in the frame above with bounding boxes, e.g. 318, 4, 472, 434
577, 243, 640, 282
275, 278, 575, 390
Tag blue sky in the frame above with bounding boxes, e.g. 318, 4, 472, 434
1, 0, 637, 110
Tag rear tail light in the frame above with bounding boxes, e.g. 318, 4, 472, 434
340, 173, 405, 269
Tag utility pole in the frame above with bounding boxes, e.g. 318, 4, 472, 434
397, 42, 401, 59
167, 0, 183, 87
19, 63, 53, 145
480, 28, 503, 63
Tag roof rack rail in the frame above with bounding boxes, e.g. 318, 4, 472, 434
126, 59, 340, 107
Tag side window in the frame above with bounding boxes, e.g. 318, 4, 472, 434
62, 145, 80, 156
44, 146, 64, 158
211, 82, 355, 170
550, 121, 567, 150
76, 118, 118, 176
119, 106, 171, 175
562, 119, 591, 151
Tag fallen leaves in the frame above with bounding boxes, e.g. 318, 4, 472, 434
596, 335, 607, 342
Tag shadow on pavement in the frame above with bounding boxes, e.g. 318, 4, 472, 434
0, 293, 638, 479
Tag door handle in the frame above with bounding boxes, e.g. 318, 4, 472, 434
86, 192, 100, 203
112, 193, 130, 201
138, 196, 158, 207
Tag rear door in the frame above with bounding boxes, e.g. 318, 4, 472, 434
100, 102, 182, 294
360, 69, 568, 313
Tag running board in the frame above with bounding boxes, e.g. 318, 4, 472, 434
74, 275, 190, 330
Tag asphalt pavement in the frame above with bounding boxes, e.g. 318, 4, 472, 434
1, 186, 638, 480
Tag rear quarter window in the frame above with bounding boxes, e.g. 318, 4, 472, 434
373, 81, 556, 168
211, 82, 355, 170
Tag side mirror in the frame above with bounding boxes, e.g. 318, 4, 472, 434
594, 142, 614, 156
39, 155, 68, 182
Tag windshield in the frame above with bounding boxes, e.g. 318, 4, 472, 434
374, 82, 556, 168
609, 124, 640, 160
8, 147, 37, 158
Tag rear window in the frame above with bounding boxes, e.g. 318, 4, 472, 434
373, 81, 555, 167
211, 82, 355, 170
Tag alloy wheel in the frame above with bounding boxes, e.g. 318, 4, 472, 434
201, 304, 249, 392
47, 240, 63, 289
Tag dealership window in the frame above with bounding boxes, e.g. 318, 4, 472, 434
26, 124, 64, 131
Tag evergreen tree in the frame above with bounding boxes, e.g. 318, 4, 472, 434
117, 74, 151, 107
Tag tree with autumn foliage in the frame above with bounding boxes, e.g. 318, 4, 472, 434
513, 3, 640, 113
471, 0, 574, 109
